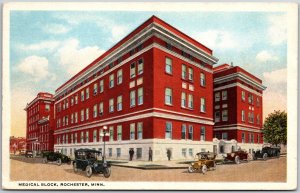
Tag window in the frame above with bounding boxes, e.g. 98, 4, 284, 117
93, 83, 98, 95
222, 90, 227, 100
75, 112, 78, 123
222, 110, 228, 121
109, 98, 114, 113
71, 133, 74, 144
239, 110, 244, 122
98, 129, 102, 142
165, 122, 172, 139
74, 133, 77, 144
117, 95, 122, 111
242, 132, 245, 143
257, 134, 260, 143
215, 92, 220, 102
81, 90, 84, 101
109, 74, 114, 88
165, 57, 172, 74
257, 97, 260, 106
86, 108, 89, 120
182, 148, 187, 157
108, 148, 112, 157
215, 111, 220, 122
248, 112, 254, 123
71, 97, 74, 106
166, 42, 172, 50
138, 59, 144, 74
99, 80, 104, 93
182, 64, 187, 79
93, 105, 97, 118
117, 125, 122, 141
181, 124, 186, 139
188, 67, 193, 81
130, 62, 136, 78
242, 91, 246, 101
99, 102, 103, 116
137, 122, 143, 139
200, 127, 206, 141
130, 90, 136, 107
138, 87, 143, 105
165, 88, 172, 105
85, 131, 89, 143
117, 148, 121, 157
71, 113, 74, 124
86, 88, 89, 99
45, 104, 50, 111
109, 126, 114, 141
222, 132, 228, 140
93, 130, 97, 142
200, 98, 206, 112
80, 131, 84, 143
81, 109, 84, 121
200, 72, 206, 86
189, 148, 193, 157
66, 116, 68, 125
257, 114, 260, 124
248, 93, 253, 104
117, 69, 123, 85
188, 94, 193, 109
181, 92, 186, 107
130, 123, 135, 140
75, 95, 78, 104
188, 125, 193, 140
249, 133, 254, 143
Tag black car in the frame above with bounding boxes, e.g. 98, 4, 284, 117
42, 151, 71, 166
73, 149, 111, 178
25, 150, 33, 158
253, 146, 280, 160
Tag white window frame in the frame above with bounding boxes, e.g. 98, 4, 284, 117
137, 122, 143, 140
109, 74, 114, 88
109, 98, 114, 113
165, 122, 172, 139
117, 95, 122, 111
222, 90, 227, 100
165, 88, 172, 105
165, 57, 172, 74
117, 69, 123, 85
138, 58, 144, 75
200, 97, 206, 112
130, 90, 136, 107
130, 123, 135, 140
138, 87, 143, 105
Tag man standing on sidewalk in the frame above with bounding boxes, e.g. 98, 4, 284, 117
167, 149, 171, 161
129, 148, 134, 161
148, 147, 153, 161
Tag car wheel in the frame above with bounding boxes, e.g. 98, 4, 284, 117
73, 162, 78, 173
212, 162, 216, 170
235, 156, 240, 164
57, 158, 62, 166
188, 165, 195, 173
201, 165, 208, 174
263, 153, 268, 161
86, 165, 93, 178
253, 155, 257, 160
276, 152, 280, 158
43, 157, 48, 164
103, 167, 111, 178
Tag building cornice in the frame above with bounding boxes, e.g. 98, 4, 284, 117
213, 126, 262, 133
214, 123, 262, 130
214, 72, 266, 91
24, 97, 54, 110
214, 82, 263, 97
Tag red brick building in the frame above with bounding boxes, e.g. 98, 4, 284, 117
213, 64, 266, 153
9, 136, 26, 154
53, 16, 218, 160
24, 92, 54, 152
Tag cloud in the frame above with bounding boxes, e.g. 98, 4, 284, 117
194, 30, 242, 50
263, 68, 287, 85
18, 40, 60, 51
267, 14, 287, 45
56, 38, 105, 75
16, 55, 55, 82
256, 50, 279, 63
43, 24, 71, 34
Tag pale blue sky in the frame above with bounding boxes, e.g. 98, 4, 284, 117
10, 11, 288, 136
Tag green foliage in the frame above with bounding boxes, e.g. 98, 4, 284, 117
262, 110, 287, 146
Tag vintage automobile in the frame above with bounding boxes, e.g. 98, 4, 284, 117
25, 150, 33, 158
253, 146, 280, 160
73, 149, 111, 178
188, 152, 217, 174
42, 151, 71, 166
224, 150, 250, 164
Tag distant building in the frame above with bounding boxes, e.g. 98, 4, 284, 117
213, 64, 266, 153
9, 136, 26, 154
24, 92, 55, 152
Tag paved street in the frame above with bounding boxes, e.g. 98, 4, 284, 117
10, 156, 286, 182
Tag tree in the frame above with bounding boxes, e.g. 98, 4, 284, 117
262, 110, 287, 146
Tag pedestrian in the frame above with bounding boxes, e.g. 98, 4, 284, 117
148, 147, 153, 161
129, 148, 134, 161
167, 149, 171, 161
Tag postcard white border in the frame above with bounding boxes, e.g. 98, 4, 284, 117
2, 2, 298, 190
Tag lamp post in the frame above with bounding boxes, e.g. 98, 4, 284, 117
102, 126, 108, 160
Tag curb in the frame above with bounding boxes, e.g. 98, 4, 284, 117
111, 164, 187, 170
